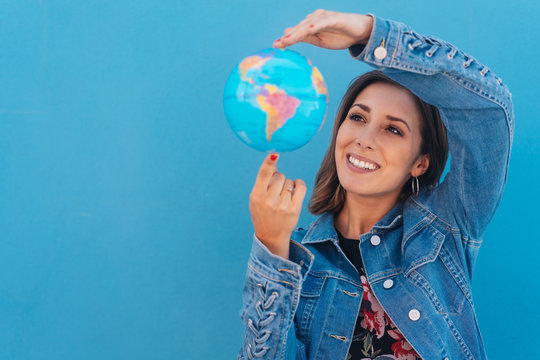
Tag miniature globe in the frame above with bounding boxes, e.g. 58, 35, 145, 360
223, 48, 328, 152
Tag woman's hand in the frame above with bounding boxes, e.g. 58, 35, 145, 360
249, 153, 307, 260
273, 9, 373, 50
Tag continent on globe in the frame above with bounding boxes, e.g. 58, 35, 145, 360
256, 84, 301, 141
311, 67, 328, 96
239, 56, 271, 84
224, 48, 328, 152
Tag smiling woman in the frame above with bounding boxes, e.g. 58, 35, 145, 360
311, 71, 449, 222
239, 9, 513, 360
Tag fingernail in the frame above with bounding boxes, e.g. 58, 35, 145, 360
275, 38, 281, 42
270, 154, 278, 161
285, 34, 291, 38
309, 24, 314, 28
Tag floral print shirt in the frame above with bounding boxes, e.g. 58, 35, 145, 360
338, 233, 421, 360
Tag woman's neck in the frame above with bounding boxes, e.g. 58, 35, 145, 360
334, 192, 400, 239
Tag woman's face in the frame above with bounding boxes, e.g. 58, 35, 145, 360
335, 82, 429, 201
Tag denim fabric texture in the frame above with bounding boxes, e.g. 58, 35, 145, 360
238, 15, 513, 360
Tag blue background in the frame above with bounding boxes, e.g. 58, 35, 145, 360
1, 1, 538, 359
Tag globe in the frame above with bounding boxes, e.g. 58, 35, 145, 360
223, 48, 328, 152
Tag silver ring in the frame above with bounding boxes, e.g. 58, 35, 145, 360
284, 187, 294, 192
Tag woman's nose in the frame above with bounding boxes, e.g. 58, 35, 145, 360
356, 126, 377, 150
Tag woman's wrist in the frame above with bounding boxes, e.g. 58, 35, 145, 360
259, 236, 290, 260
356, 14, 373, 45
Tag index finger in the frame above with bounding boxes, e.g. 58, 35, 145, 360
252, 153, 279, 195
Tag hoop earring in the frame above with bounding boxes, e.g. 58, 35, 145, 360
411, 176, 419, 197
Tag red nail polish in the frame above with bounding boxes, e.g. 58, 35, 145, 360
275, 38, 281, 42
285, 34, 291, 38
270, 154, 278, 161
309, 24, 314, 28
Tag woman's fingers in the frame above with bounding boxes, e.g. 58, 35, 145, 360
248, 156, 307, 259
292, 179, 307, 210
281, 179, 295, 196
267, 172, 286, 198
273, 10, 372, 50
252, 153, 279, 197
277, 10, 331, 47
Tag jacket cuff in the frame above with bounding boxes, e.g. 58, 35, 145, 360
249, 235, 313, 285
349, 14, 405, 67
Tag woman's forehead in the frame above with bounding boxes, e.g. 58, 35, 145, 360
351, 83, 422, 125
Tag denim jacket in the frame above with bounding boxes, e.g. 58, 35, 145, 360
238, 15, 513, 360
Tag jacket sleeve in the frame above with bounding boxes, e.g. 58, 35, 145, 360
350, 15, 514, 241
238, 235, 313, 360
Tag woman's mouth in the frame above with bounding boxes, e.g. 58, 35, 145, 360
347, 154, 380, 171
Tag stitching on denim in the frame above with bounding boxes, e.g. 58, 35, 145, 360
278, 268, 298, 276
438, 74, 513, 221
409, 271, 474, 359
408, 177, 484, 248
409, 197, 456, 231
405, 226, 445, 275
299, 295, 318, 338
461, 237, 482, 248
439, 247, 473, 308
247, 262, 300, 289
402, 212, 435, 252
381, 268, 447, 356
368, 268, 402, 283
246, 283, 279, 359
372, 214, 403, 231
307, 270, 362, 288
290, 241, 314, 264
409, 271, 446, 314
438, 73, 512, 139
300, 273, 326, 297
390, 23, 402, 66
301, 216, 332, 244
388, 57, 513, 124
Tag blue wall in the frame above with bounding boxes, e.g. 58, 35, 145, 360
1, 0, 537, 359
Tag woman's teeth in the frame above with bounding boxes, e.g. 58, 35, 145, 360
348, 155, 377, 170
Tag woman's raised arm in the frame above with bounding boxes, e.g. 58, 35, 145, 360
276, 10, 514, 243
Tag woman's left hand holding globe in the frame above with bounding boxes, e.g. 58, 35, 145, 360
273, 9, 373, 50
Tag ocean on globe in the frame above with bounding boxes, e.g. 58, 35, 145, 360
223, 48, 328, 152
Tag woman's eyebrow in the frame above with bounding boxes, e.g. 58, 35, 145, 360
387, 115, 411, 131
351, 103, 370, 113
351, 103, 411, 131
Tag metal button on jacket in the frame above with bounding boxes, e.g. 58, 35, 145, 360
408, 309, 421, 321
370, 235, 381, 246
383, 279, 394, 289
374, 46, 387, 60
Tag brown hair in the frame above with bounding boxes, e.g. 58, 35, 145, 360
309, 71, 449, 215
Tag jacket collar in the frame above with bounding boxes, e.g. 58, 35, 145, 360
301, 201, 404, 245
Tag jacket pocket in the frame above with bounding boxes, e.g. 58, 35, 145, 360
296, 272, 326, 342
408, 247, 470, 316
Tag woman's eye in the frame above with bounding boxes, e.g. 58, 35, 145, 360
348, 113, 365, 122
387, 126, 402, 136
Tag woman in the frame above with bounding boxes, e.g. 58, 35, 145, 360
239, 10, 513, 360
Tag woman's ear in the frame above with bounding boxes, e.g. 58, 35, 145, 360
411, 154, 430, 177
